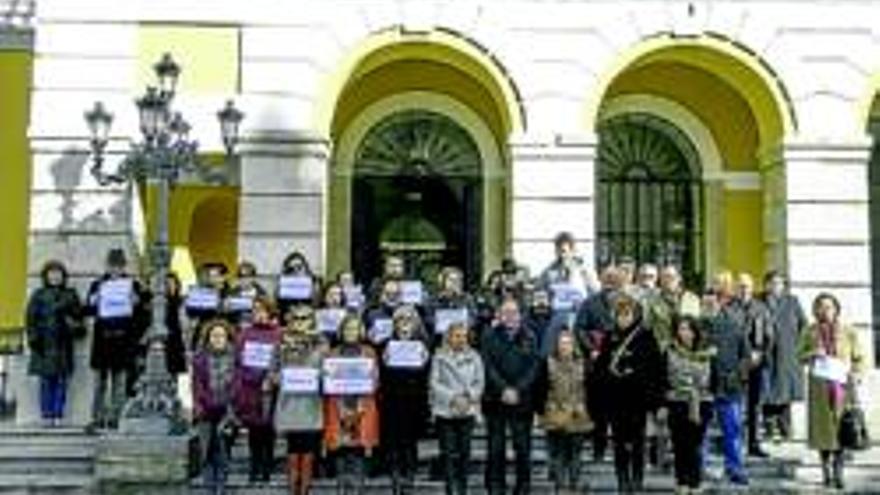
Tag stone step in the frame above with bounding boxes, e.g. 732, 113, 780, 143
0, 473, 93, 495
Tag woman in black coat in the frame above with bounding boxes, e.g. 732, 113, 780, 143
26, 260, 84, 425
164, 273, 187, 376
594, 294, 666, 494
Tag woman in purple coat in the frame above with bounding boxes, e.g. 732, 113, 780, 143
192, 319, 237, 494
233, 296, 282, 483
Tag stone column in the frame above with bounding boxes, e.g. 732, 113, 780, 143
510, 133, 596, 276
783, 138, 878, 437
236, 132, 330, 288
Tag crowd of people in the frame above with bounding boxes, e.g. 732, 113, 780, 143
23, 232, 867, 495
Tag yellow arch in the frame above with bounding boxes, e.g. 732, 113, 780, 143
586, 33, 796, 148
857, 71, 880, 130
314, 26, 525, 138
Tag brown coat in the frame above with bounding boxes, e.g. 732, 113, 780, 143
541, 356, 592, 433
323, 345, 380, 451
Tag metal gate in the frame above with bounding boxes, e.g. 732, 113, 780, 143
596, 113, 705, 287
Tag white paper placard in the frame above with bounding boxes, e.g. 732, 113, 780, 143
434, 308, 470, 335
317, 308, 347, 334
344, 286, 365, 309
385, 340, 429, 368
98, 278, 134, 319
226, 295, 254, 312
551, 283, 585, 311
369, 318, 394, 343
279, 275, 313, 301
323, 357, 375, 395
281, 367, 321, 393
242, 341, 275, 370
186, 286, 220, 310
400, 281, 424, 305
812, 355, 850, 384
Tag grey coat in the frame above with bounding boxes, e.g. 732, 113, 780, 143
429, 346, 485, 419
761, 293, 807, 405
272, 338, 326, 433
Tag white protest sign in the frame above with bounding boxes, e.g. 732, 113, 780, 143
551, 283, 585, 311
98, 278, 134, 319
317, 308, 347, 334
385, 340, 429, 368
434, 308, 469, 335
812, 355, 850, 384
323, 357, 375, 395
400, 281, 424, 305
279, 275, 313, 301
344, 286, 365, 309
186, 286, 220, 311
281, 367, 321, 393
242, 341, 275, 370
226, 295, 254, 313
369, 318, 394, 343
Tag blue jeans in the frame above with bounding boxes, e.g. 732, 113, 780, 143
714, 396, 746, 479
39, 376, 67, 419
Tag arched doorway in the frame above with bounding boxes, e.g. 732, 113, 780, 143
591, 35, 795, 283
596, 113, 704, 286
351, 110, 483, 287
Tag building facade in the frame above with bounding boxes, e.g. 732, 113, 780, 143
2, 0, 880, 421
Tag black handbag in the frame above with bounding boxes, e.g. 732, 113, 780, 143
838, 384, 870, 451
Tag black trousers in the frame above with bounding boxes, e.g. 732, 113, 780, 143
747, 368, 765, 448
485, 409, 533, 494
668, 401, 710, 489
591, 412, 610, 461
437, 417, 475, 495
247, 425, 275, 480
387, 432, 419, 489
336, 447, 367, 495
763, 403, 792, 438
546, 431, 584, 489
610, 409, 647, 492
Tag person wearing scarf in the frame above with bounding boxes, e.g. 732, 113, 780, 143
798, 293, 866, 490
593, 293, 665, 494
665, 315, 714, 495
271, 305, 327, 495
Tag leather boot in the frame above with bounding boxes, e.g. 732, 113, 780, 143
286, 454, 300, 495
821, 451, 832, 487
832, 451, 845, 490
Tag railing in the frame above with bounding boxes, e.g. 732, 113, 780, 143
0, 0, 35, 28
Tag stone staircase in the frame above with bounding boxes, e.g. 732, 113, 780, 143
1, 425, 879, 494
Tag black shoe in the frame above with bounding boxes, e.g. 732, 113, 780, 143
748, 446, 769, 458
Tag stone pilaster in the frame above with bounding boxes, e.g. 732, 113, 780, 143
510, 133, 596, 276
236, 132, 330, 288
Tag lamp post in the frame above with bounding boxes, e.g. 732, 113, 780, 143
84, 53, 244, 435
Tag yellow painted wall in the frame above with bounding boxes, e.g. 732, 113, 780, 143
0, 50, 32, 334
724, 190, 764, 279
137, 25, 239, 93
606, 62, 760, 170
143, 184, 239, 289
331, 59, 506, 144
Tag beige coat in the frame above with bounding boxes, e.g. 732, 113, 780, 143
798, 322, 866, 451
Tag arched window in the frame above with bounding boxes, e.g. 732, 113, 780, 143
596, 113, 705, 286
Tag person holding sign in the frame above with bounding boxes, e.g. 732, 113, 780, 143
26, 260, 84, 427
427, 267, 476, 348
186, 262, 230, 349
317, 283, 349, 345
798, 293, 866, 490
380, 305, 431, 495
367, 255, 406, 306
364, 280, 401, 346
163, 273, 187, 376
192, 320, 237, 495
225, 261, 267, 326
232, 296, 282, 484
85, 248, 147, 432
324, 315, 379, 495
271, 305, 327, 495
276, 251, 318, 316
430, 322, 484, 495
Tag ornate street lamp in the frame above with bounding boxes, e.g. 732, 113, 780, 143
84, 53, 244, 435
